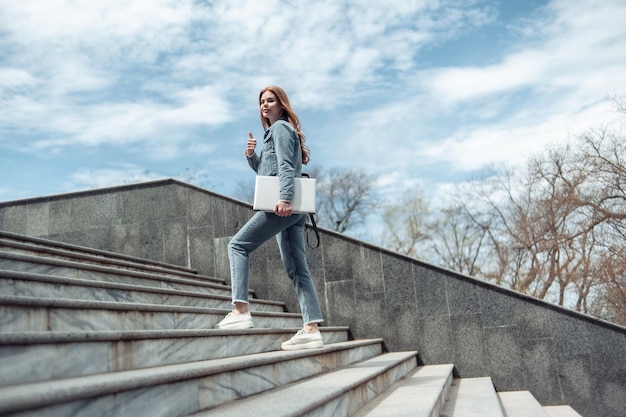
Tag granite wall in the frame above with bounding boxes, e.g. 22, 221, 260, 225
0, 179, 624, 417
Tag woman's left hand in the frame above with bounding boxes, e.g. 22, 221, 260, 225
274, 201, 293, 217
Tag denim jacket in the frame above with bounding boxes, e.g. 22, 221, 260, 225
247, 118, 302, 202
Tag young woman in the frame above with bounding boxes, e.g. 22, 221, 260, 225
216, 86, 324, 350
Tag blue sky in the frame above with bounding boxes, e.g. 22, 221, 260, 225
1, 0, 626, 237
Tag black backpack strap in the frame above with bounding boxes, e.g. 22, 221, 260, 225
305, 213, 320, 249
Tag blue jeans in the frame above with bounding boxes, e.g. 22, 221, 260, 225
228, 211, 324, 325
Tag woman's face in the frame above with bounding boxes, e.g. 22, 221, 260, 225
260, 90, 283, 125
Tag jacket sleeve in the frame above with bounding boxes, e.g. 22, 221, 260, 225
246, 153, 260, 173
273, 121, 298, 201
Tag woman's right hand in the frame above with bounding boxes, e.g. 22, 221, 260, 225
245, 131, 256, 157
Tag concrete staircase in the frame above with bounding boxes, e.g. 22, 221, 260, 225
0, 231, 583, 417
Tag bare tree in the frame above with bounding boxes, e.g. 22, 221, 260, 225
381, 103, 626, 325
575, 128, 626, 324
179, 164, 211, 189
440, 123, 626, 325
425, 203, 493, 277
315, 167, 378, 233
382, 187, 429, 257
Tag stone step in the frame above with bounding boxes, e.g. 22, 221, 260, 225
0, 327, 355, 387
498, 391, 550, 417
0, 230, 199, 277
350, 363, 454, 417
441, 377, 505, 417
543, 405, 584, 417
0, 269, 284, 312
0, 295, 304, 332
0, 231, 584, 417
0, 340, 389, 417
187, 351, 418, 417
0, 251, 231, 295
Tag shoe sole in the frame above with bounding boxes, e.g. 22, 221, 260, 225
281, 340, 323, 350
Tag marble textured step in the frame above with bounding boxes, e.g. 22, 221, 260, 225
0, 232, 199, 277
351, 363, 454, 417
188, 351, 419, 417
0, 327, 352, 386
0, 231, 583, 416
498, 391, 550, 417
0, 251, 230, 294
0, 339, 386, 417
441, 377, 505, 417
543, 405, 584, 417
0, 295, 304, 332
0, 269, 283, 311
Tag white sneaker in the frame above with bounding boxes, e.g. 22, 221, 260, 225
281, 329, 324, 350
215, 311, 253, 330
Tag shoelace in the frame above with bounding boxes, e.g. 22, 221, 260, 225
291, 329, 320, 341
224, 312, 247, 320
288, 329, 306, 341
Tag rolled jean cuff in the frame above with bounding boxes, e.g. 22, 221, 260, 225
232, 300, 249, 305
304, 319, 324, 326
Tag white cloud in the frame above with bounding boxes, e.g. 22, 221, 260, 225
62, 164, 165, 192
419, 99, 620, 171
376, 171, 427, 201
0, 68, 39, 89
0, 0, 495, 154
334, 0, 626, 179
427, 0, 626, 107
1, 0, 625, 210
428, 50, 549, 103
168, 86, 233, 125
0, 0, 193, 49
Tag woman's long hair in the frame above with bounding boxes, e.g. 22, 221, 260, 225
259, 86, 310, 164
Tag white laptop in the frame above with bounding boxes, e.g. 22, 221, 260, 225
253, 176, 316, 214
